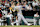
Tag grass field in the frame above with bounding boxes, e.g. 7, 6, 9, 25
0, 25, 40, 27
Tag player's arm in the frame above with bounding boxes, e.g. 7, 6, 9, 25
12, 10, 15, 12
11, 8, 16, 12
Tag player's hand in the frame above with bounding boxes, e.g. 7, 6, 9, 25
13, 10, 15, 12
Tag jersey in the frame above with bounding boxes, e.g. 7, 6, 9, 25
14, 6, 22, 14
6, 14, 13, 19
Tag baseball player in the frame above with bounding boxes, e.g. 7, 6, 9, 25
11, 3, 32, 26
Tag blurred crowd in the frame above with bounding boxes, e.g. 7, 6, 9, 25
0, 0, 40, 26
0, 0, 40, 12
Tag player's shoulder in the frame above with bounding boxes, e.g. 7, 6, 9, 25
14, 6, 17, 8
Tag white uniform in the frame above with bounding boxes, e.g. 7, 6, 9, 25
6, 14, 13, 20
6, 14, 13, 25
0, 19, 5, 26
34, 14, 39, 25
11, 6, 30, 25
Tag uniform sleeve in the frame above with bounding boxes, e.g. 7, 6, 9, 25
14, 7, 16, 10
20, 6, 22, 10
